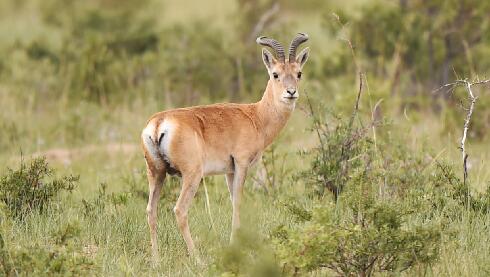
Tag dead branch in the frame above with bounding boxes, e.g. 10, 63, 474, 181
436, 78, 490, 185
461, 81, 476, 184
349, 72, 364, 127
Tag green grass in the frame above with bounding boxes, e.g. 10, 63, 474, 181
2, 77, 490, 276
2, 125, 490, 276
1, 150, 300, 275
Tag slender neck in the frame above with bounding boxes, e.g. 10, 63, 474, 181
255, 80, 295, 147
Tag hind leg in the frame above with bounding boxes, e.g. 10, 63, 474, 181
145, 161, 166, 261
174, 172, 202, 255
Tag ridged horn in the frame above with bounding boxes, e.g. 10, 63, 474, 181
256, 36, 285, 62
288, 33, 309, 62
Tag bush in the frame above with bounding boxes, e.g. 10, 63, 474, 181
0, 221, 95, 276
274, 199, 441, 276
296, 98, 376, 200
277, 96, 490, 275
276, 118, 444, 275
0, 157, 78, 220
423, 162, 490, 215
275, 87, 490, 275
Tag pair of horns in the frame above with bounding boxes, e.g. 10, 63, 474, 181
256, 33, 308, 63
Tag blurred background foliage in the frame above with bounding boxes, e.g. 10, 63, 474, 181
1, 0, 489, 155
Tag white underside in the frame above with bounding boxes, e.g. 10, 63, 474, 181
203, 159, 233, 176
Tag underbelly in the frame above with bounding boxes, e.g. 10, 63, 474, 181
203, 159, 233, 176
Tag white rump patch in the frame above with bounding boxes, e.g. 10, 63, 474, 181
142, 119, 177, 164
156, 120, 176, 158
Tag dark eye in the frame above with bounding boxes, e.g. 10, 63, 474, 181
273, 72, 279, 79
297, 72, 302, 79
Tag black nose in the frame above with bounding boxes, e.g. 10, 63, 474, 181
287, 89, 296, 95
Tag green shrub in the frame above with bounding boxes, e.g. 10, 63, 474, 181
0, 221, 95, 276
276, 120, 444, 275
274, 199, 441, 276
279, 96, 490, 275
422, 162, 490, 215
296, 100, 376, 200
276, 90, 490, 275
0, 157, 78, 220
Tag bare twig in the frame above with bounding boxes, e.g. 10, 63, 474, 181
349, 72, 364, 127
436, 78, 490, 185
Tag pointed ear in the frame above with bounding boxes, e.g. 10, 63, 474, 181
296, 47, 310, 68
262, 48, 277, 71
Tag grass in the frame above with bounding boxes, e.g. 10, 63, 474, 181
2, 75, 490, 275
1, 150, 298, 275
2, 121, 489, 276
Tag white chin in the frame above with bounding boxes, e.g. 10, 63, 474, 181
281, 97, 297, 105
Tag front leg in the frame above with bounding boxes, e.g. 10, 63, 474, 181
230, 166, 248, 242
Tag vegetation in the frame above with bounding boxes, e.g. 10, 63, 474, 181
273, 107, 489, 276
0, 0, 490, 276
0, 222, 95, 276
0, 157, 78, 220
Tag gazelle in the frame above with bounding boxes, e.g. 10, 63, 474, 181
141, 33, 309, 258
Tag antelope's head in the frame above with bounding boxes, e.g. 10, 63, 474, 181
257, 33, 310, 106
